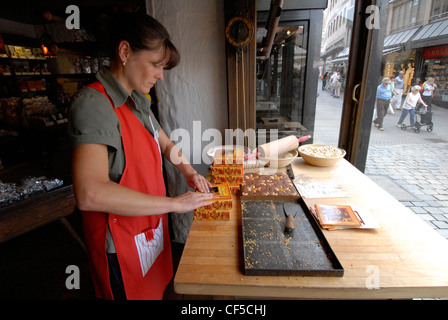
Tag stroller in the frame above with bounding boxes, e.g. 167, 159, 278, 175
400, 104, 434, 133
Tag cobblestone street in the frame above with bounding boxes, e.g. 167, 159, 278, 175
366, 144, 448, 239
315, 82, 448, 239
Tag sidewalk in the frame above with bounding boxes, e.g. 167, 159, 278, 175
315, 83, 448, 240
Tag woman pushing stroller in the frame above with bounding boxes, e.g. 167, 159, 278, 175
396, 85, 428, 129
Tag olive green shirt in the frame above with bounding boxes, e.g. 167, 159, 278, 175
68, 67, 161, 183
68, 67, 162, 253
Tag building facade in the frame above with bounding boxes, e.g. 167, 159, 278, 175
384, 0, 448, 106
321, 0, 355, 77
321, 0, 448, 106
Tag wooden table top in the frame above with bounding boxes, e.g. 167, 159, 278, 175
174, 158, 448, 299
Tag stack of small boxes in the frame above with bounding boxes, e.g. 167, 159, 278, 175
193, 183, 233, 220
193, 149, 244, 221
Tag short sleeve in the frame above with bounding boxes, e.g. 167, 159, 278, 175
68, 87, 121, 151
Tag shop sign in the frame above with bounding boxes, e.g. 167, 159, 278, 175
424, 46, 448, 58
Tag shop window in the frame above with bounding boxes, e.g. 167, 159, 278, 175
256, 24, 311, 141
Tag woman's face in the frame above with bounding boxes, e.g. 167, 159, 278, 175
124, 46, 168, 94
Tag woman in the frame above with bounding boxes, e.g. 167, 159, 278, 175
396, 85, 428, 128
68, 12, 213, 300
421, 77, 436, 112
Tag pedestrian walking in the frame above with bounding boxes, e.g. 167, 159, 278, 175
373, 78, 393, 131
391, 71, 405, 110
322, 72, 328, 91
396, 85, 428, 129
421, 77, 436, 112
331, 72, 341, 98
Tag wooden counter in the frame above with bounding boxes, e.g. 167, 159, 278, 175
174, 158, 448, 299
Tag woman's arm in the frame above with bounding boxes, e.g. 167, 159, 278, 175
418, 97, 428, 107
424, 84, 433, 92
158, 129, 212, 193
72, 143, 213, 216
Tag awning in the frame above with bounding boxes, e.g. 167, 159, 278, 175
383, 27, 420, 50
383, 47, 403, 55
413, 19, 448, 41
321, 44, 344, 59
337, 47, 350, 57
327, 24, 436, 64
328, 47, 349, 63
328, 44, 402, 63
328, 46, 403, 63
329, 56, 348, 63
411, 19, 448, 48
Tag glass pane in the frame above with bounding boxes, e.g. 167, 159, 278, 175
368, 0, 448, 240
256, 24, 311, 142
314, 1, 355, 146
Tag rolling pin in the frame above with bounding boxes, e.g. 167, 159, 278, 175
244, 135, 310, 160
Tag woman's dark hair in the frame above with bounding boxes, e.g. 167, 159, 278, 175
108, 12, 180, 69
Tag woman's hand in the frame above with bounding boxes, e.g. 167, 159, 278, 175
158, 129, 212, 193
172, 191, 213, 213
186, 173, 212, 193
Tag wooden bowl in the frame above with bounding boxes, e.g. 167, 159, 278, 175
298, 144, 346, 167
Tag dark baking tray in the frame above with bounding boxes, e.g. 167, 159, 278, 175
241, 198, 344, 276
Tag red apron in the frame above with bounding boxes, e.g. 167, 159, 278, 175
81, 82, 172, 300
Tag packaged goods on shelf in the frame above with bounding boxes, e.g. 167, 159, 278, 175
22, 96, 55, 116
0, 64, 11, 75
0, 176, 64, 208
3, 97, 21, 128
